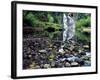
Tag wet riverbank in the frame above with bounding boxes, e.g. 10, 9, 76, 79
23, 35, 91, 69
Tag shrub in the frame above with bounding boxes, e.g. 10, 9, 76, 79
75, 16, 91, 43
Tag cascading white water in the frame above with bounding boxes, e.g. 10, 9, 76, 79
63, 13, 68, 42
63, 13, 75, 42
59, 13, 75, 53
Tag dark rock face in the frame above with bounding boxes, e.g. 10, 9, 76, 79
23, 35, 91, 69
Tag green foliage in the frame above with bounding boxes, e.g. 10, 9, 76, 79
23, 11, 91, 42
76, 16, 91, 28
75, 16, 91, 43
24, 12, 39, 26
75, 30, 90, 43
45, 22, 62, 30
47, 14, 54, 23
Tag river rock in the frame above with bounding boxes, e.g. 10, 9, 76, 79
74, 57, 82, 62
57, 62, 63, 67
39, 49, 47, 53
27, 48, 31, 54
65, 62, 71, 67
34, 65, 40, 69
47, 48, 52, 51
81, 56, 90, 60
84, 61, 91, 66
67, 56, 79, 62
86, 52, 91, 57
59, 58, 67, 62
44, 64, 50, 68
50, 61, 56, 67
58, 48, 65, 54
28, 54, 32, 58
83, 45, 89, 49
71, 62, 79, 67
64, 53, 70, 58
69, 45, 75, 51
78, 49, 83, 53
29, 62, 36, 69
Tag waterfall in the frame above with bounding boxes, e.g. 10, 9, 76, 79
63, 13, 68, 42
59, 13, 75, 53
63, 13, 75, 42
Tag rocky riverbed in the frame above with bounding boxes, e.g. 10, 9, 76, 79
23, 35, 91, 69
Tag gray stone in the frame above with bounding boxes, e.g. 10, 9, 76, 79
84, 61, 91, 66
81, 56, 90, 60
83, 45, 89, 49
35, 65, 40, 69
69, 45, 75, 51
44, 64, 50, 68
59, 58, 66, 62
67, 56, 79, 62
71, 62, 79, 67
50, 61, 55, 67
86, 52, 91, 57
39, 50, 47, 53
65, 62, 71, 67
57, 62, 63, 67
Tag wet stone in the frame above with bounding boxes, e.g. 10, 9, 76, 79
28, 54, 32, 58
64, 62, 71, 67
83, 45, 89, 49
44, 64, 50, 68
86, 52, 91, 57
39, 50, 47, 53
59, 58, 67, 62
50, 61, 56, 67
64, 53, 70, 58
57, 62, 64, 67
84, 61, 91, 66
81, 56, 90, 61
67, 56, 79, 62
58, 48, 65, 54
69, 45, 75, 51
71, 62, 79, 67
23, 35, 91, 69
33, 65, 40, 69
